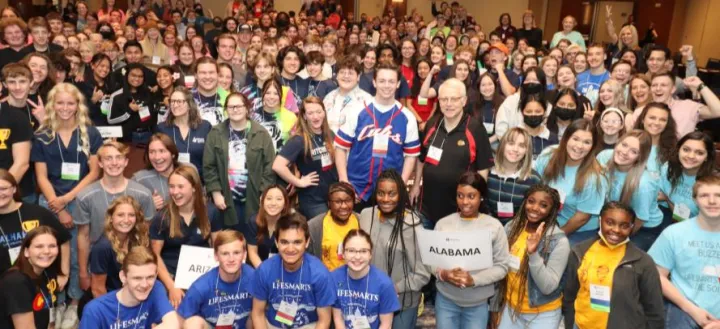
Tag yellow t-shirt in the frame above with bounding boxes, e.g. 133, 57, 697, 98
505, 230, 562, 313
321, 212, 359, 271
574, 241, 627, 329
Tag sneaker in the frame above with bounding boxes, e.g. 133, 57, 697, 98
60, 304, 78, 329
54, 303, 66, 327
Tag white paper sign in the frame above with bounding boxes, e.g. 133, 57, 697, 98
96, 126, 124, 138
417, 229, 493, 271
174, 245, 218, 289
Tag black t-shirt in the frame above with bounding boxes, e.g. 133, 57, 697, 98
0, 48, 29, 73
0, 269, 57, 329
278, 134, 338, 206
0, 204, 71, 253
0, 106, 33, 197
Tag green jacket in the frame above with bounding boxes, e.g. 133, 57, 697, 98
203, 119, 276, 226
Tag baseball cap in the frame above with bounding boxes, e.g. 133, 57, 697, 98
239, 24, 252, 32
488, 42, 509, 56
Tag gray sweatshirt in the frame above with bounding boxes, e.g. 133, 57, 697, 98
359, 207, 431, 309
432, 213, 510, 307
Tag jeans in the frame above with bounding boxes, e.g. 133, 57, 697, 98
39, 195, 82, 301
665, 300, 701, 329
498, 305, 562, 329
435, 292, 489, 329
567, 230, 597, 246
631, 224, 664, 252
131, 131, 152, 146
392, 306, 419, 329
298, 201, 327, 220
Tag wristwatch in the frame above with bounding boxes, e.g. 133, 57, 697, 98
697, 83, 706, 93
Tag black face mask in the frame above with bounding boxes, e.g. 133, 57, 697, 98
213, 20, 223, 28
554, 106, 577, 121
522, 82, 542, 94
100, 30, 114, 40
524, 115, 544, 128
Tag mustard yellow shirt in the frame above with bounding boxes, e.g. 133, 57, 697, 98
575, 241, 627, 329
321, 213, 359, 271
505, 230, 562, 313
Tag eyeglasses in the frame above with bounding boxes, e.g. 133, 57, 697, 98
330, 198, 353, 206
344, 248, 371, 256
170, 99, 187, 105
438, 96, 465, 104
227, 105, 246, 112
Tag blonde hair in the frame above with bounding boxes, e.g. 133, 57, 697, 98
595, 79, 628, 113
213, 230, 247, 253
38, 83, 93, 157
98, 140, 129, 157
617, 25, 639, 51
104, 196, 150, 264
164, 165, 210, 239
121, 246, 157, 272
494, 128, 534, 180
604, 130, 652, 205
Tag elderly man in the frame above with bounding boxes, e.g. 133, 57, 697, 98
410, 78, 492, 228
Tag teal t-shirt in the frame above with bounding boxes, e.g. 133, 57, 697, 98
535, 151, 607, 231
659, 163, 699, 221
649, 218, 720, 318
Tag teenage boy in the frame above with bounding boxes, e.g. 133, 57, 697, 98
649, 175, 720, 329
46, 12, 64, 36
486, 42, 519, 96
193, 57, 229, 126
179, 230, 255, 329
358, 44, 411, 105
249, 213, 335, 329
79, 246, 180, 329
335, 62, 420, 211
111, 41, 158, 87
323, 57, 373, 133
0, 64, 37, 203
0, 18, 30, 72
75, 141, 155, 294
631, 73, 720, 138
645, 45, 698, 97
216, 33, 247, 89
24, 17, 63, 54
577, 43, 610, 106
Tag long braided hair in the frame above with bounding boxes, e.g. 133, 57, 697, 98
498, 184, 561, 318
369, 169, 420, 306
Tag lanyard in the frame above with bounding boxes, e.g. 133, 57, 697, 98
498, 176, 517, 204
155, 171, 167, 198
364, 102, 398, 129
39, 271, 52, 310
279, 259, 304, 300
57, 128, 80, 164
0, 206, 24, 249
173, 125, 192, 154
281, 76, 299, 95
103, 186, 127, 208
345, 268, 371, 310
215, 270, 244, 309
116, 297, 144, 329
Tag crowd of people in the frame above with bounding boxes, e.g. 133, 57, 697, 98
0, 0, 717, 328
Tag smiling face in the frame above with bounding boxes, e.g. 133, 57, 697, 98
168, 173, 195, 209
631, 78, 650, 105
613, 136, 641, 168
276, 228, 309, 267
611, 63, 632, 84
303, 102, 325, 132
524, 191, 553, 223
600, 111, 623, 137
642, 107, 669, 138
376, 179, 399, 216
111, 203, 138, 235
479, 75, 495, 99
262, 85, 281, 109
215, 240, 245, 275
566, 130, 594, 162
218, 66, 233, 91
651, 76, 674, 103
373, 69, 400, 101
573, 54, 587, 73
4, 25, 25, 48
226, 95, 248, 124
600, 208, 633, 245
430, 46, 444, 64
0, 178, 16, 209
557, 67, 576, 89
148, 140, 173, 173
169, 91, 188, 118
254, 58, 274, 83
100, 146, 128, 177
646, 50, 666, 74
542, 59, 558, 78
282, 51, 301, 75
92, 58, 111, 79
679, 139, 708, 172
343, 235, 371, 273
24, 233, 58, 272
53, 91, 79, 122
329, 190, 353, 222
503, 132, 528, 164
456, 184, 481, 218
263, 188, 285, 217
197, 62, 218, 92
562, 16, 575, 32
120, 263, 158, 302
178, 46, 194, 65
599, 83, 615, 106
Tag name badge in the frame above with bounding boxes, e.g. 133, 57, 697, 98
483, 122, 494, 134
61, 162, 81, 181
178, 152, 191, 164
337, 242, 343, 260
274, 300, 298, 326
196, 228, 202, 235
184, 75, 196, 89
446, 56, 454, 66
49, 306, 55, 323
139, 106, 151, 122
100, 98, 111, 115
352, 315, 371, 329
425, 145, 443, 166
8, 246, 20, 265
321, 153, 333, 171
268, 253, 277, 258
372, 134, 389, 159
497, 202, 514, 218
558, 189, 566, 211
590, 284, 611, 312
672, 203, 691, 222
417, 97, 428, 106
152, 56, 161, 65
508, 254, 521, 272
216, 311, 235, 328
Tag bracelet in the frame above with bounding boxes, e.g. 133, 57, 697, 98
698, 83, 705, 93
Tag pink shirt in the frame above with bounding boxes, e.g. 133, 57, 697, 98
632, 99, 703, 138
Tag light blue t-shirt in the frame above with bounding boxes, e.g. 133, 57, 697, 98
659, 163, 699, 220
648, 218, 720, 317
597, 149, 663, 227
535, 152, 607, 232
248, 253, 336, 328
79, 281, 174, 329
576, 70, 610, 106
331, 265, 401, 329
178, 265, 255, 329
646, 145, 664, 179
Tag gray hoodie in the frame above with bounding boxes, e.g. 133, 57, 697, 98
359, 207, 431, 309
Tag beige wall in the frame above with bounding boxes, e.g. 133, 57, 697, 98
543, 0, 561, 38
675, 0, 720, 66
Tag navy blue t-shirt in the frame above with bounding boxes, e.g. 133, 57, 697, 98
278, 134, 338, 208
89, 235, 123, 292
281, 76, 311, 110
149, 210, 223, 276
178, 265, 255, 328
245, 214, 278, 262
156, 121, 212, 179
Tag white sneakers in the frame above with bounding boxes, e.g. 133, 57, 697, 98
60, 304, 79, 329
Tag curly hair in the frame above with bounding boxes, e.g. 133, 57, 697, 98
103, 195, 150, 264
38, 83, 93, 157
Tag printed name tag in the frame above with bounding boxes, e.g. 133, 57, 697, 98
590, 284, 611, 312
497, 202, 514, 218
372, 134, 389, 158
483, 122, 494, 134
49, 306, 55, 323
8, 246, 20, 265
352, 315, 371, 329
184, 76, 196, 88
337, 242, 343, 260
321, 153, 333, 171
672, 203, 691, 222
96, 126, 124, 138
139, 106, 151, 122
418, 97, 428, 106
216, 311, 235, 328
425, 145, 443, 166
508, 254, 521, 272
152, 56, 161, 65
275, 300, 298, 326
178, 152, 191, 164
61, 162, 80, 181
100, 98, 111, 115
